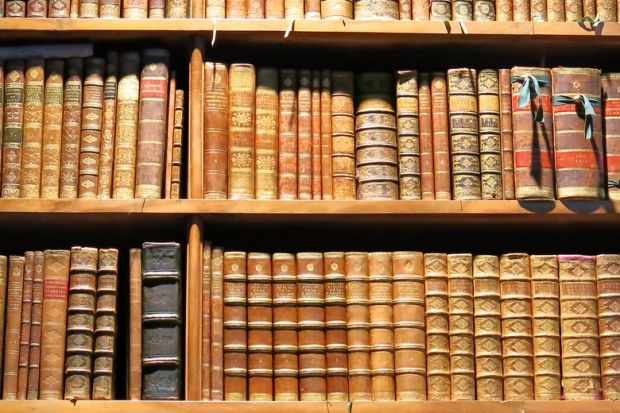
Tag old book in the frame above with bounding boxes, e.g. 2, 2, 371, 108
70, 0, 78, 17
297, 253, 326, 401
345, 252, 371, 401
247, 253, 273, 401
98, 52, 118, 200
323, 252, 348, 401
26, 0, 47, 16
228, 64, 255, 200
135, 49, 169, 200
142, 242, 183, 400
531, 0, 545, 19
248, 0, 264, 17
320, 70, 333, 200
320, 0, 353, 18
597, 0, 617, 20
99, 0, 120, 16
164, 73, 176, 200
305, 0, 320, 17
396, 70, 421, 200
284, 0, 303, 16
148, 0, 165, 17
559, 255, 601, 400
5, 0, 25, 15
552, 68, 604, 199
265, 0, 283, 16
474, 0, 494, 19
311, 71, 322, 200
513, 0, 529, 20
210, 248, 224, 400
2, 256, 25, 399
511, 67, 555, 200
354, 0, 398, 18
26, 251, 43, 400
399, 0, 411, 17
0, 62, 3, 175
59, 58, 83, 200
2, 60, 25, 199
0, 257, 6, 394
272, 253, 298, 401
498, 69, 515, 200
478, 69, 502, 200
331, 71, 356, 200
431, 73, 451, 200
597, 254, 620, 400
583, 0, 594, 17
170, 90, 183, 200
112, 52, 140, 200
201, 245, 211, 401
17, 252, 34, 399
92, 248, 118, 400
412, 0, 429, 18
472, 255, 503, 401
546, 0, 563, 19
496, 0, 512, 19
356, 72, 398, 200
500, 253, 534, 400
128, 248, 142, 400
419, 73, 434, 200
530, 255, 561, 400
123, 0, 147, 17
452, 0, 472, 18
447, 253, 475, 400
424, 253, 450, 400
278, 69, 298, 200
40, 60, 64, 200
20, 60, 45, 199
166, 0, 187, 16
255, 68, 278, 200
206, 0, 225, 15
79, 0, 98, 16
603, 73, 620, 200
226, 0, 247, 16
48, 0, 70, 16
39, 250, 71, 400
430, 0, 450, 17
298, 70, 313, 200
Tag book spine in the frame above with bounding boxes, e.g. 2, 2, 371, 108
500, 253, 534, 400
255, 68, 278, 200
305, 0, 320, 17
345, 252, 371, 401
498, 69, 515, 200
17, 252, 34, 399
423, 252, 450, 400
79, 0, 98, 16
431, 72, 451, 200
40, 60, 64, 200
210, 248, 224, 400
99, 0, 120, 16
596, 254, 620, 400
148, 0, 165, 16
474, 0, 495, 19
170, 90, 183, 200
297, 252, 326, 401
98, 52, 118, 200
20, 60, 44, 199
164, 73, 176, 200
448, 68, 481, 200
128, 248, 141, 400
396, 70, 421, 200
311, 71, 322, 200
247, 0, 264, 16
284, 0, 303, 17
59, 58, 83, 200
472, 255, 503, 401
2, 60, 25, 199
123, 0, 148, 17
70, 0, 78, 17
597, 0, 616, 20
530, 255, 561, 400
478, 69, 502, 200
546, 0, 563, 19
166, 0, 188, 16
399, 0, 411, 18
298, 70, 313, 200
39, 250, 71, 400
0, 62, 3, 174
48, 0, 70, 15
496, 0, 512, 19
320, 70, 333, 200
265, 0, 284, 16
603, 73, 620, 200
201, 246, 211, 400
206, 0, 226, 16
583, 0, 595, 17
26, 251, 43, 400
419, 73, 434, 200
354, 0, 399, 18
430, 0, 450, 17
412, 0, 429, 18
559, 255, 601, 400
5, 0, 25, 15
278, 69, 298, 200
452, 0, 472, 18
513, 0, 530, 20
0, 257, 6, 393
2, 256, 25, 400
320, 0, 353, 18
226, 0, 247, 16
26, 0, 47, 16
331, 71, 356, 200
531, 0, 545, 19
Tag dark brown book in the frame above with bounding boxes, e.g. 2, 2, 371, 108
431, 72, 451, 200
40, 60, 65, 200
201, 245, 211, 400
499, 69, 515, 200
419, 73, 435, 200
0, 257, 6, 393
331, 71, 356, 200
170, 90, 184, 200
97, 52, 118, 200
311, 70, 322, 200
396, 70, 421, 200
128, 248, 141, 400
596, 254, 620, 400
20, 59, 45, 199
278, 69, 298, 200
210, 248, 224, 400
321, 70, 333, 200
2, 60, 25, 199
255, 68, 278, 200
26, 251, 43, 400
478, 69, 503, 200
298, 70, 313, 200
26, 0, 47, 16
16, 252, 34, 399
2, 256, 25, 400
602, 73, 620, 200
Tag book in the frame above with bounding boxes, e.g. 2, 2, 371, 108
255, 68, 278, 200
248, 0, 264, 17
596, 254, 620, 400
20, 59, 45, 199
396, 70, 421, 200
419, 73, 434, 200
477, 69, 502, 200
170, 90, 184, 200
226, 0, 247, 16
48, 0, 70, 16
5, 0, 25, 15
513, 0, 529, 20
201, 245, 211, 401
496, 0, 511, 19
320, 70, 333, 200
412, 0, 429, 18
0, 62, 3, 175
603, 73, 620, 200
210, 248, 224, 400
70, 0, 78, 17
311, 71, 322, 200
26, 0, 47, 16
331, 71, 356, 200
265, 0, 284, 16
128, 248, 141, 400
399, 0, 411, 17
206, 0, 225, 16
278, 69, 298, 200
203, 62, 228, 200
164, 73, 176, 201
320, 0, 353, 18
597, 0, 617, 21
99, 0, 120, 16
98, 52, 118, 200
123, 0, 147, 18
474, 0, 494, 19
59, 58, 83, 199
16, 252, 34, 399
498, 69, 515, 200
530, 0, 545, 19
452, 0, 472, 19
547, 0, 563, 20
431, 72, 451, 200
2, 256, 25, 399
79, 0, 98, 16
148, 0, 165, 17
40, 60, 64, 199
354, 0, 399, 19
166, 0, 187, 16
0, 256, 5, 394
305, 0, 320, 17
284, 0, 303, 17
298, 70, 313, 200
2, 60, 25, 199
430, 0, 450, 18
26, 251, 43, 400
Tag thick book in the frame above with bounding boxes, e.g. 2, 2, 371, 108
298, 70, 313, 200
431, 73, 451, 200
98, 52, 118, 200
210, 248, 224, 400
201, 245, 211, 400
141, 242, 183, 400
128, 248, 142, 400
26, 251, 43, 400
0, 257, 5, 392
331, 71, 356, 200
419, 73, 434, 200
26, 0, 47, 16
2, 256, 25, 399
499, 69, 515, 200
597, 254, 620, 400
396, 70, 421, 200
354, 0, 398, 18
17, 252, 34, 399
255, 68, 278, 200
603, 73, 620, 200
21, 60, 44, 199
311, 71, 322, 200
40, 60, 65, 199
2, 60, 25, 199
170, 89, 184, 200
278, 69, 298, 200
321, 70, 333, 200
478, 69, 503, 200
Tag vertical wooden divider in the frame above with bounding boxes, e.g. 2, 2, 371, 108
189, 36, 205, 199
186, 216, 204, 399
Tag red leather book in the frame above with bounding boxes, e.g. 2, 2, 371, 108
210, 248, 225, 400
2, 60, 25, 199
298, 70, 313, 200
419, 73, 435, 200
278, 69, 298, 200
59, 58, 83, 199
331, 71, 356, 200
311, 71, 322, 200
16, 252, 34, 399
499, 69, 515, 200
321, 70, 333, 200
431, 73, 451, 200
602, 73, 620, 200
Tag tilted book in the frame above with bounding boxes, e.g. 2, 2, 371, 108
596, 254, 620, 400
331, 71, 356, 200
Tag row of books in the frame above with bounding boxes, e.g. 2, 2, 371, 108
199, 247, 620, 401
202, 63, 618, 201
1, 0, 189, 18
0, 49, 184, 200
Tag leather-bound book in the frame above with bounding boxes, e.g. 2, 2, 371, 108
582, 0, 595, 18
70, 0, 78, 16
248, 0, 264, 17
255, 68, 278, 200
511, 67, 554, 200
210, 248, 224, 400
284, 0, 303, 17
452, 0, 472, 19
5, 0, 25, 15
419, 73, 434, 200
345, 252, 371, 401
278, 69, 298, 200
206, 0, 224, 15
272, 253, 298, 401
39, 250, 70, 400
472, 255, 503, 401
354, 0, 398, 18
412, 0, 429, 18
2, 60, 25, 199
164, 73, 176, 201
170, 90, 183, 200
356, 72, 398, 200
323, 252, 348, 401
228, 64, 255, 200
128, 248, 141, 400
598, 0, 617, 20
399, 0, 411, 18
226, 0, 247, 16
431, 73, 451, 200
247, 253, 273, 401
558, 255, 601, 400
298, 70, 313, 200
0, 257, 5, 392
21, 59, 45, 199
166, 0, 187, 16
546, 0, 563, 19
265, 0, 283, 16
391, 252, 425, 401
59, 58, 83, 200
26, 0, 47, 16
311, 71, 322, 200
123, 0, 147, 18
530, 255, 561, 400
495, 0, 511, 19
331, 71, 356, 200
2, 256, 25, 400
0, 62, 3, 175
447, 253, 475, 400
297, 253, 326, 401
321, 0, 353, 18
474, 0, 494, 19
26, 251, 43, 400
79, 0, 98, 16
17, 252, 34, 399
498, 69, 515, 200
201, 245, 211, 401
551, 68, 604, 199
603, 73, 620, 200
499, 253, 534, 400
99, 0, 120, 16
321, 70, 333, 199
530, 0, 545, 19
597, 254, 620, 400
64, 247, 98, 400
223, 251, 247, 401
92, 249, 118, 400
203, 62, 229, 200
423, 253, 450, 400
478, 69, 502, 200
135, 49, 170, 200
305, 0, 320, 17
40, 60, 64, 200
112, 52, 140, 200
513, 0, 529, 20
141, 242, 183, 400
98, 52, 118, 199
447, 68, 481, 200
396, 70, 421, 200
48, 0, 70, 15
430, 0, 450, 18
148, 0, 165, 17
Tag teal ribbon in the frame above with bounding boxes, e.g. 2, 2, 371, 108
551, 94, 601, 140
511, 75, 550, 123
609, 180, 620, 188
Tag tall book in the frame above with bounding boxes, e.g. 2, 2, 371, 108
345, 252, 371, 401
419, 73, 434, 200
603, 73, 620, 200
21, 60, 44, 199
298, 70, 313, 200
331, 71, 356, 200
98, 52, 118, 199
123, 0, 147, 16
597, 254, 620, 400
59, 58, 83, 199
396, 70, 421, 200
498, 69, 515, 200
201, 245, 211, 400
500, 253, 534, 400
320, 70, 333, 199
431, 72, 451, 200
203, 62, 228, 200
40, 60, 64, 199
255, 68, 278, 200
26, 251, 43, 400
210, 248, 224, 400
354, 0, 398, 18
477, 69, 502, 200
472, 255, 503, 401
551, 67, 604, 199
355, 72, 398, 200
0, 257, 6, 391
2, 256, 25, 399
558, 255, 601, 400
2, 60, 25, 199
16, 252, 34, 399
141, 242, 183, 400
26, 0, 47, 16
170, 90, 183, 200
278, 69, 298, 200
530, 255, 561, 400
311, 71, 322, 200
128, 248, 142, 400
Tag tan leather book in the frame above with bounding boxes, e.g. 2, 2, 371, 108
597, 0, 616, 20
472, 255, 503, 401
423, 253, 450, 400
164, 72, 176, 200
79, 0, 98, 16
265, 0, 284, 16
247, 253, 273, 401
305, 0, 320, 17
320, 70, 333, 200
399, 0, 411, 17
323, 252, 348, 401
5, 0, 25, 15
112, 52, 140, 200
97, 52, 118, 200
210, 248, 224, 400
297, 253, 326, 401
396, 70, 421, 200
474, 0, 494, 19
0, 62, 3, 174
203, 62, 228, 200
70, 0, 79, 16
39, 250, 70, 400
447, 253, 475, 400
298, 70, 313, 200
2, 256, 25, 399
513, 0, 529, 20
148, 0, 165, 16
0, 256, 6, 391
496, 0, 511, 19
419, 73, 434, 200
59, 58, 83, 200
40, 60, 65, 200
311, 71, 322, 200
430, 0, 450, 17
530, 255, 561, 400
356, 72, 398, 200
530, 0, 545, 19
320, 0, 353, 18
2, 60, 25, 199
255, 68, 278, 200
412, 0, 429, 17
278, 69, 298, 200
431, 73, 451, 200
201, 245, 211, 400
284, 0, 303, 16
123, 0, 147, 19
582, 0, 594, 18
21, 60, 45, 199
603, 73, 620, 200
355, 0, 399, 18
559, 255, 601, 400
46, 0, 68, 15
452, 0, 472, 18
272, 253, 298, 401
170, 89, 183, 200
17, 252, 34, 399
546, 0, 563, 19
478, 70, 502, 200
128, 248, 141, 400
226, 0, 247, 16
345, 252, 371, 401
166, 0, 187, 15
498, 69, 515, 200
597, 254, 620, 400
99, 0, 120, 16
331, 71, 356, 200
499, 253, 534, 400
26, 251, 43, 400
205, 0, 224, 15
26, 0, 47, 16
248, 0, 265, 17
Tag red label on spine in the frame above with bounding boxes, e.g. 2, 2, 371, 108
555, 151, 599, 170
514, 151, 553, 169
606, 154, 620, 172
43, 278, 69, 299
140, 78, 167, 99
553, 103, 602, 115
605, 100, 620, 116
